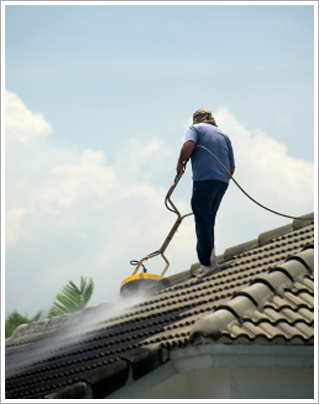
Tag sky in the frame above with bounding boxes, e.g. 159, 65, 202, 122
2, 2, 317, 318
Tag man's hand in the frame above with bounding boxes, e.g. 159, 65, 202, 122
176, 160, 186, 175
176, 141, 195, 175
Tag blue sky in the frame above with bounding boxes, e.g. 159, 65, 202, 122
3, 2, 316, 318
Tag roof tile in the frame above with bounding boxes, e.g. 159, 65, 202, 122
79, 360, 129, 399
287, 248, 314, 272
251, 271, 293, 296
293, 322, 314, 339
258, 223, 294, 246
302, 277, 314, 293
190, 309, 238, 342
273, 259, 309, 282
292, 213, 314, 230
283, 291, 313, 309
233, 282, 274, 310
297, 307, 314, 323
120, 346, 165, 380
224, 239, 259, 261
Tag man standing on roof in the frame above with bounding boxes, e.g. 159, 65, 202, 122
176, 108, 235, 279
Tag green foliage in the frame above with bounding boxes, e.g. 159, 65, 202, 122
5, 277, 95, 337
5, 310, 42, 338
49, 276, 94, 317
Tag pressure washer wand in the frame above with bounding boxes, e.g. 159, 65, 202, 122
130, 162, 193, 277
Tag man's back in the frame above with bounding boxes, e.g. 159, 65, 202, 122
185, 122, 235, 183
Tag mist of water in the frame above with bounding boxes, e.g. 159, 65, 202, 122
6, 289, 150, 378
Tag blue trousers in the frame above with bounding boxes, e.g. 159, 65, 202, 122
191, 180, 228, 266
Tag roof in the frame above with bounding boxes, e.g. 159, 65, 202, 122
5, 213, 314, 399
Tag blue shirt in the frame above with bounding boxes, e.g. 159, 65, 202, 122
184, 123, 235, 183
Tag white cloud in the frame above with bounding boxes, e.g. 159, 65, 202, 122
5, 208, 31, 246
114, 137, 174, 182
5, 90, 52, 145
32, 149, 118, 213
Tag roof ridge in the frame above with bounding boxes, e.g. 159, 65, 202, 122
220, 212, 313, 263
189, 245, 313, 343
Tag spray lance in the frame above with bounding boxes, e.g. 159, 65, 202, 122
120, 162, 191, 294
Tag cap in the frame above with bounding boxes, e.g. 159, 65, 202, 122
192, 108, 217, 126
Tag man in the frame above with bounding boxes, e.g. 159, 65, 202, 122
176, 108, 235, 278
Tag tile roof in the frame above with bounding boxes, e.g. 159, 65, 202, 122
5, 213, 314, 399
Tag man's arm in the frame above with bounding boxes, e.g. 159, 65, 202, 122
230, 166, 235, 177
176, 140, 195, 174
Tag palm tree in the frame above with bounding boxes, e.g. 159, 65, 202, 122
49, 276, 94, 317
5, 310, 43, 338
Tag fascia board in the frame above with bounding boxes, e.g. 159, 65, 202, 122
170, 344, 314, 373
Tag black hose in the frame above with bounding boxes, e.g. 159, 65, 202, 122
196, 145, 311, 221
